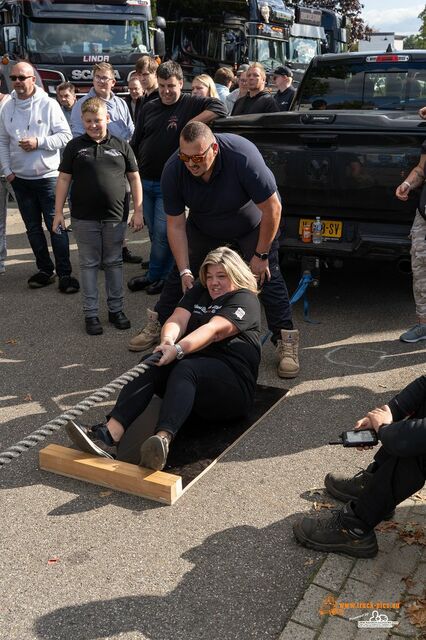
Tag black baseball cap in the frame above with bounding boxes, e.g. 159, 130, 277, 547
236, 64, 249, 75
273, 66, 293, 78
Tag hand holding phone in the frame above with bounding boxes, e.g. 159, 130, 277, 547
329, 429, 378, 447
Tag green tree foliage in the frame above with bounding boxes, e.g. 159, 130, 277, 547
403, 6, 426, 49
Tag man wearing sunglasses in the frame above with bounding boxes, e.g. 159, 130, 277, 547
134, 121, 300, 379
0, 61, 79, 293
126, 60, 227, 305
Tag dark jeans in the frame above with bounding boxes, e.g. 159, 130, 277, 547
109, 356, 250, 438
155, 220, 293, 341
142, 179, 174, 281
13, 176, 72, 277
354, 446, 426, 529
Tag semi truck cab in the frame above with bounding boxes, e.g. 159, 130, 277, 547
0, 0, 166, 95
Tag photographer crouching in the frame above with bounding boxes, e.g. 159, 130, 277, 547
293, 375, 426, 558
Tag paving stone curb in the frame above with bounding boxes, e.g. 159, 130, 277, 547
279, 498, 426, 640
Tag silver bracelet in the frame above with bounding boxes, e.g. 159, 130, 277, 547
403, 180, 411, 189
179, 268, 193, 277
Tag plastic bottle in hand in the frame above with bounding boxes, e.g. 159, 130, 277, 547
312, 216, 322, 244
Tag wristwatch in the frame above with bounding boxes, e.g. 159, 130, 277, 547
254, 250, 269, 260
174, 343, 185, 360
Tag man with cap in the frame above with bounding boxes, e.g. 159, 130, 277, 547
226, 64, 249, 113
273, 66, 296, 111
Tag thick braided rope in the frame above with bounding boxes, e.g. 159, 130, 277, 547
0, 360, 152, 469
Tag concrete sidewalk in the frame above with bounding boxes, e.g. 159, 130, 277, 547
280, 493, 426, 640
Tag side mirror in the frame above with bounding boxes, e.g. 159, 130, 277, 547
154, 30, 165, 59
155, 16, 166, 30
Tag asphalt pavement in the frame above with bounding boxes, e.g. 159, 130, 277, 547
1, 204, 425, 640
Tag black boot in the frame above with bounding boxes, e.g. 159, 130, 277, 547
293, 502, 378, 558
108, 311, 131, 330
122, 247, 142, 263
325, 465, 375, 502
325, 464, 395, 520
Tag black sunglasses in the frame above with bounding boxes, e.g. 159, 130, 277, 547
9, 75, 34, 81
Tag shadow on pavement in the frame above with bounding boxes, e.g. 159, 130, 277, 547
34, 514, 318, 640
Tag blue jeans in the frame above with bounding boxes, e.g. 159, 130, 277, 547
142, 179, 174, 281
72, 218, 126, 318
0, 177, 8, 271
12, 176, 72, 278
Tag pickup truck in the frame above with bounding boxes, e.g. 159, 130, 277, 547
214, 50, 426, 269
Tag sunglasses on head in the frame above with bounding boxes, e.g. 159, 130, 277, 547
178, 143, 214, 164
9, 75, 34, 81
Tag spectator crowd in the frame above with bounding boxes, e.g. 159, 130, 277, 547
0, 56, 300, 379
1, 54, 426, 566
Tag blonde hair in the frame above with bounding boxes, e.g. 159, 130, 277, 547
81, 97, 107, 115
192, 74, 219, 98
199, 247, 258, 294
247, 62, 266, 81
93, 61, 115, 78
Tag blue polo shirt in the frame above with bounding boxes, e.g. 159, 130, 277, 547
161, 133, 277, 239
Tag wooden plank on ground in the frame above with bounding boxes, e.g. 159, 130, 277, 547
39, 444, 182, 505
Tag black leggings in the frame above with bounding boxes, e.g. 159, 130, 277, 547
109, 357, 251, 438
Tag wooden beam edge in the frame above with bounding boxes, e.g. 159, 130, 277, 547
39, 444, 183, 505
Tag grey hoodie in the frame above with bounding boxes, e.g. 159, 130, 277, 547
0, 86, 71, 179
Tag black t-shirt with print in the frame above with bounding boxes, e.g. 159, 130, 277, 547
178, 281, 261, 400
59, 133, 138, 222
131, 93, 228, 180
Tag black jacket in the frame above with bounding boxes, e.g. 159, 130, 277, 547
378, 375, 426, 456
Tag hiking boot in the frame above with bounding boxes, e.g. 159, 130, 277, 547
276, 329, 300, 378
325, 467, 374, 502
122, 247, 142, 263
128, 308, 161, 352
65, 419, 115, 459
139, 434, 170, 470
293, 502, 378, 558
108, 310, 131, 330
400, 324, 426, 343
28, 271, 55, 289
325, 466, 395, 520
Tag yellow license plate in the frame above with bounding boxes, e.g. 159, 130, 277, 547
299, 218, 343, 239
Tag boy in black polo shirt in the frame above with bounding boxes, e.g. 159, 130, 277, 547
53, 98, 143, 335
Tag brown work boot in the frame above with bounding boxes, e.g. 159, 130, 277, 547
276, 329, 300, 378
128, 308, 161, 352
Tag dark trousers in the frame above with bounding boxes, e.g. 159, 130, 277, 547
109, 356, 250, 438
354, 447, 426, 529
155, 220, 293, 342
13, 176, 72, 277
